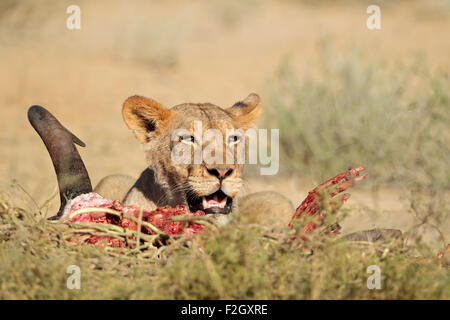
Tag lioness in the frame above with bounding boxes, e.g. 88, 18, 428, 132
95, 93, 293, 224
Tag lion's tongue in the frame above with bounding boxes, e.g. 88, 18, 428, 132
202, 195, 227, 209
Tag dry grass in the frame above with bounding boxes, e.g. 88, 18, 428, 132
0, 187, 448, 299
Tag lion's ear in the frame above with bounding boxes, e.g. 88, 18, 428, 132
226, 93, 261, 129
122, 95, 172, 144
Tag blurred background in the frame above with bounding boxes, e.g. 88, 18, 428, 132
0, 0, 448, 244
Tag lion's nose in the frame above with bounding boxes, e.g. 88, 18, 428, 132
206, 166, 233, 180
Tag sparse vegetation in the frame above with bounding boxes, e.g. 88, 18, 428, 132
262, 50, 449, 274
264, 51, 450, 190
0, 188, 448, 299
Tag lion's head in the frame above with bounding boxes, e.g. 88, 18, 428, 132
122, 93, 261, 215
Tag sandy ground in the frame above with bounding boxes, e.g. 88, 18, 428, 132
0, 1, 448, 242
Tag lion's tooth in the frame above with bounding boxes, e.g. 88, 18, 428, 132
202, 197, 208, 209
219, 197, 227, 208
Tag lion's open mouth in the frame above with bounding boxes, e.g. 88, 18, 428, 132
187, 189, 233, 215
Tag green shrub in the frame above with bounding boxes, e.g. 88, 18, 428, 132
263, 52, 450, 190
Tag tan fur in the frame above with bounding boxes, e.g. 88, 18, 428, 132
94, 93, 292, 224
94, 174, 135, 201
237, 191, 294, 224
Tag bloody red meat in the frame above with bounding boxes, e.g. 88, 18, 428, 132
288, 167, 367, 241
63, 192, 207, 247
63, 167, 367, 248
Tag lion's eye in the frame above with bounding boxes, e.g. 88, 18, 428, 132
228, 135, 241, 145
179, 135, 196, 145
